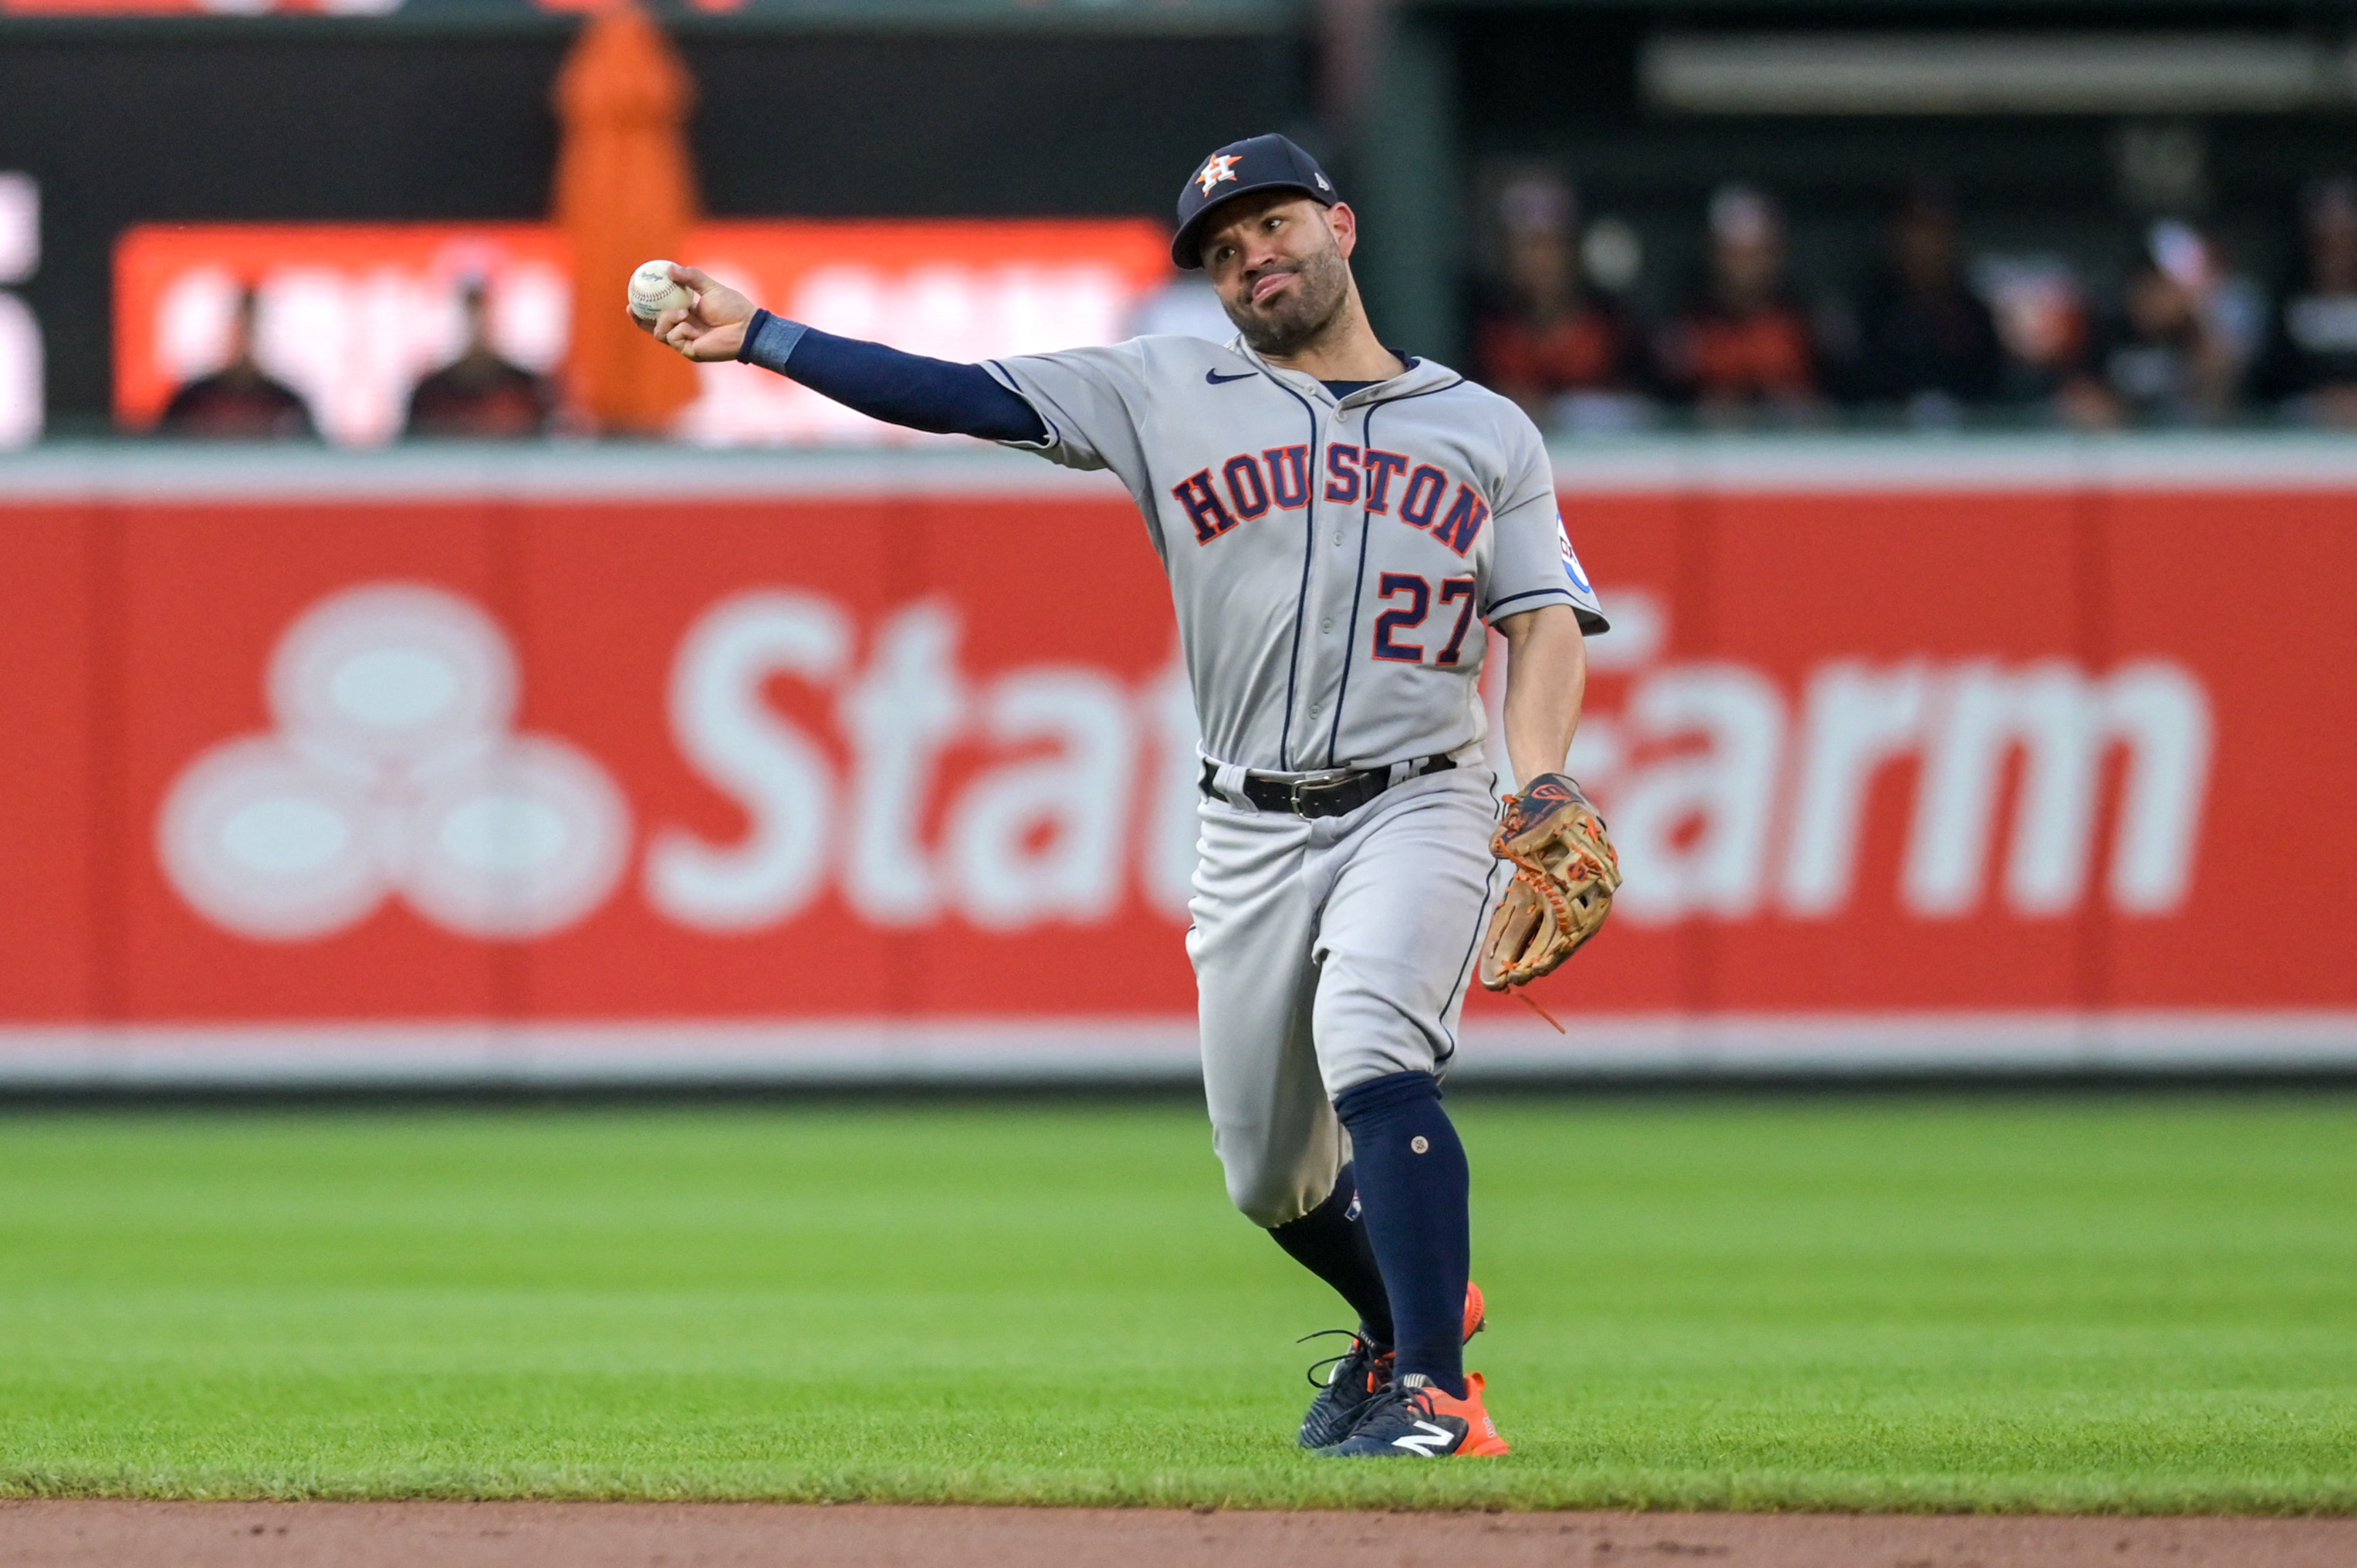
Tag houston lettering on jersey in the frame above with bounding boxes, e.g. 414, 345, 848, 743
1174, 444, 1490, 555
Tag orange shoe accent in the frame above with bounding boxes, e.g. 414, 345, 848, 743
1463, 1280, 1488, 1343
1427, 1370, 1510, 1457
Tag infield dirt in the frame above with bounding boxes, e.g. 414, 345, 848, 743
3, 1502, 2353, 1568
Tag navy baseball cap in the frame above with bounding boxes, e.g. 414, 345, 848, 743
1172, 133, 1340, 269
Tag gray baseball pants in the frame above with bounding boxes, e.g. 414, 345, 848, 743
1185, 765, 1505, 1228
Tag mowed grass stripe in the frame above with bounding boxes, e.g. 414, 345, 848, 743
0, 1096, 2349, 1511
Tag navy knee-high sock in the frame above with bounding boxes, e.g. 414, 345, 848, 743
1266, 1161, 1395, 1347
1333, 1070, 1469, 1398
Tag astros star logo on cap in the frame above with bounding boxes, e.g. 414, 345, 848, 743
1195, 154, 1242, 195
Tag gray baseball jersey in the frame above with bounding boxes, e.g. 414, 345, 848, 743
979, 332, 1608, 1227
986, 335, 1606, 776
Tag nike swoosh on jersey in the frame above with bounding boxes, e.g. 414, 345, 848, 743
1205, 369, 1256, 384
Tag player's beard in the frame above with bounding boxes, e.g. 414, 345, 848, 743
1222, 239, 1354, 358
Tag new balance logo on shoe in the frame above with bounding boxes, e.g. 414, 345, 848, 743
1391, 1420, 1455, 1456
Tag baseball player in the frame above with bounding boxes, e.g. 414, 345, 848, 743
641, 133, 1612, 1458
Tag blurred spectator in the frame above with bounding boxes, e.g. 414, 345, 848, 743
1656, 185, 1821, 426
2102, 221, 2259, 424
1848, 185, 2001, 426
1971, 255, 2117, 427
1473, 177, 1652, 433
404, 282, 553, 439
157, 287, 315, 440
2256, 178, 2357, 426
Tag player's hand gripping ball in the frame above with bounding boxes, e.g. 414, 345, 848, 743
627, 260, 694, 325
1478, 772, 1621, 991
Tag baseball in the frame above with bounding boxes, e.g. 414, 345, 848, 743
627, 260, 693, 323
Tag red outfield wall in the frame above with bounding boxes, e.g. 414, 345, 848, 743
1, 440, 2352, 1083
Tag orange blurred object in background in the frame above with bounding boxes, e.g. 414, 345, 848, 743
551, 6, 699, 436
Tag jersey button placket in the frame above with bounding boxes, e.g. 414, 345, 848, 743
1332, 407, 1350, 546
1309, 435, 1367, 760
1287, 407, 1330, 765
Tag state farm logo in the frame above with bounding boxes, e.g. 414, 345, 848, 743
158, 576, 2218, 948
158, 583, 631, 941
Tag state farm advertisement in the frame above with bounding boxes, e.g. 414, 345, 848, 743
2, 446, 2353, 1081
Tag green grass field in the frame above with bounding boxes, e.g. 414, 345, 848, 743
0, 1093, 2351, 1512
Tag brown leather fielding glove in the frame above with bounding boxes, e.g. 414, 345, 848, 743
1478, 772, 1621, 992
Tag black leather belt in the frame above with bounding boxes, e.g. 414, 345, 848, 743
1199, 754, 1456, 819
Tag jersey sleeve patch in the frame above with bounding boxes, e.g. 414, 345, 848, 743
1558, 515, 1597, 596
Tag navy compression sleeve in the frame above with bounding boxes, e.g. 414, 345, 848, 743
737, 309, 1049, 444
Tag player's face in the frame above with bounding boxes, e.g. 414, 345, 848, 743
1200, 195, 1356, 357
